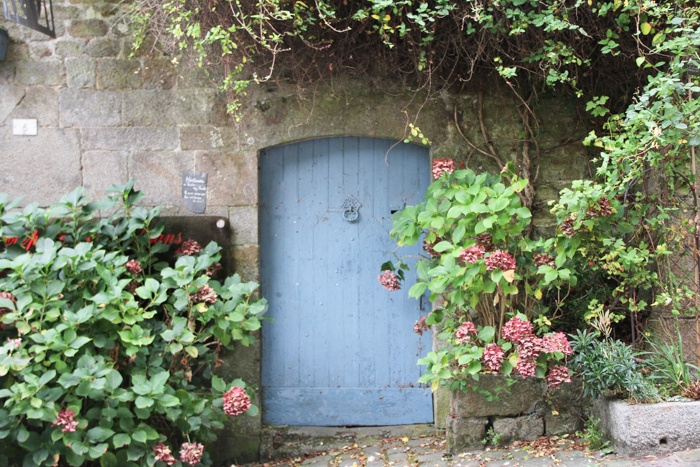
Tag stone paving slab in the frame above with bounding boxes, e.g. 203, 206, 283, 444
244, 432, 700, 467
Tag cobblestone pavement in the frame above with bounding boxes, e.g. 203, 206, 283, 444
247, 433, 700, 467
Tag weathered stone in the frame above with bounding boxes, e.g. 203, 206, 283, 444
82, 151, 128, 200
7, 42, 30, 61
0, 85, 25, 124
129, 151, 195, 206
213, 435, 260, 465
123, 90, 214, 126
15, 61, 64, 86
66, 57, 96, 89
229, 206, 258, 245
0, 61, 15, 84
60, 89, 121, 127
97, 59, 141, 89
68, 19, 108, 38
0, 127, 81, 206
81, 127, 178, 151
180, 126, 241, 150
28, 42, 53, 59
547, 378, 587, 413
493, 414, 544, 446
53, 4, 83, 20
434, 386, 451, 430
7, 86, 60, 127
141, 57, 177, 90
451, 375, 547, 418
85, 37, 120, 57
593, 397, 700, 458
446, 416, 488, 453
195, 150, 257, 206
544, 411, 582, 436
233, 245, 259, 283
54, 39, 86, 57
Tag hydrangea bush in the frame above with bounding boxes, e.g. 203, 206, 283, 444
382, 160, 581, 392
0, 182, 267, 466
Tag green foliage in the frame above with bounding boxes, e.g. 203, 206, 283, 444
388, 164, 573, 390
482, 427, 503, 448
0, 182, 267, 466
129, 0, 700, 121
576, 418, 609, 452
569, 330, 660, 402
644, 327, 699, 396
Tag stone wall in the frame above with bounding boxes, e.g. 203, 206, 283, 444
446, 376, 588, 453
0, 1, 592, 463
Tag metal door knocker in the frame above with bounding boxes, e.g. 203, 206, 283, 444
342, 197, 361, 223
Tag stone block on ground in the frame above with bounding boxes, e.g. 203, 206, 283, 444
492, 414, 544, 446
446, 416, 488, 454
451, 375, 547, 418
544, 411, 583, 436
592, 397, 700, 457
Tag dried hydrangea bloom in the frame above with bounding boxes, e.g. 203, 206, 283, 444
414, 315, 429, 336
205, 262, 223, 277
153, 443, 177, 466
541, 332, 573, 355
125, 259, 142, 275
454, 321, 477, 344
52, 409, 78, 433
546, 365, 572, 389
190, 285, 218, 304
484, 250, 516, 271
431, 158, 456, 179
378, 270, 401, 291
533, 253, 556, 268
482, 343, 504, 371
423, 240, 440, 257
502, 317, 533, 344
179, 239, 201, 256
475, 233, 494, 252
559, 216, 578, 237
460, 245, 485, 264
179, 442, 204, 466
223, 386, 252, 417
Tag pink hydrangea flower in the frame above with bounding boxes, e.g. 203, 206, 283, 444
485, 249, 516, 271
515, 336, 543, 378
502, 317, 533, 344
460, 246, 485, 264
125, 259, 142, 275
223, 387, 251, 417
180, 442, 204, 465
546, 365, 572, 389
378, 270, 401, 291
6, 337, 21, 349
52, 409, 78, 433
153, 443, 177, 466
516, 359, 538, 377
455, 321, 477, 344
533, 253, 555, 268
482, 343, 504, 372
432, 158, 456, 179
541, 332, 573, 355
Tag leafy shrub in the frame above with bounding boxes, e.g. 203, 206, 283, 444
383, 161, 578, 391
0, 182, 267, 466
569, 330, 659, 402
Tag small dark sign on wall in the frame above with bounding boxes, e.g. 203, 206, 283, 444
182, 172, 207, 213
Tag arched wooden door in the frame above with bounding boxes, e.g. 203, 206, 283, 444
259, 137, 432, 426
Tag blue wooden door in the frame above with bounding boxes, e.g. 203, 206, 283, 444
260, 137, 432, 426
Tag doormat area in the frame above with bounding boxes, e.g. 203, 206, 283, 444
259, 425, 438, 461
